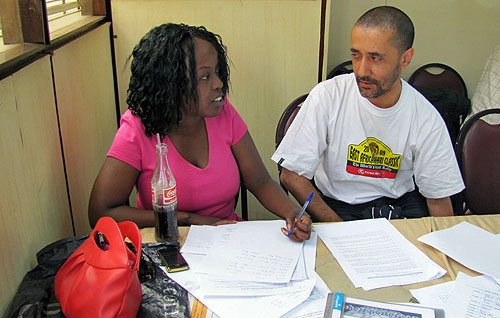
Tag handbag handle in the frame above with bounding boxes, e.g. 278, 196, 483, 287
118, 220, 142, 271
85, 217, 142, 269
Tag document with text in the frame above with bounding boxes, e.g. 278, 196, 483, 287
409, 271, 500, 317
199, 220, 304, 283
445, 272, 500, 318
314, 218, 446, 290
166, 220, 319, 318
410, 276, 457, 310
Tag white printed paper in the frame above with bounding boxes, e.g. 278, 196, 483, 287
314, 218, 446, 290
445, 272, 500, 318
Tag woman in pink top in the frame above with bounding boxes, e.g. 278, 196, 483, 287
88, 23, 311, 241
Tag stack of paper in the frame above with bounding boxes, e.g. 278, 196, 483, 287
163, 220, 331, 318
411, 272, 500, 317
410, 221, 500, 317
314, 218, 446, 290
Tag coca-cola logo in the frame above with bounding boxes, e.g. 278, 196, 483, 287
163, 186, 177, 204
165, 189, 176, 198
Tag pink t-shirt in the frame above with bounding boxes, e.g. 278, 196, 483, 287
107, 98, 247, 221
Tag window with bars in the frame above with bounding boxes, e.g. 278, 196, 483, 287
1, 1, 81, 43
0, 0, 104, 46
46, 0, 82, 21
0, 0, 82, 38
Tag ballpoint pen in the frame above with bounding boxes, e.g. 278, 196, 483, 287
287, 192, 314, 237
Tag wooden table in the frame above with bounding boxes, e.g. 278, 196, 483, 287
140, 214, 500, 315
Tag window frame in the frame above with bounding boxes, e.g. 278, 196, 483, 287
0, 0, 108, 80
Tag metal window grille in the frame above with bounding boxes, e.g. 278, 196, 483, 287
46, 0, 81, 21
0, 1, 81, 39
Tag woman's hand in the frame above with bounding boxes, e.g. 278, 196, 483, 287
281, 214, 312, 242
232, 131, 314, 241
178, 211, 239, 226
212, 219, 238, 226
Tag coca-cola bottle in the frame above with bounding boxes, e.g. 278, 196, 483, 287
151, 142, 179, 242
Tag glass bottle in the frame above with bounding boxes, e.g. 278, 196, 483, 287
151, 143, 179, 242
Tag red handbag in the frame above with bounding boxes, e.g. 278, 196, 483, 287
55, 217, 142, 318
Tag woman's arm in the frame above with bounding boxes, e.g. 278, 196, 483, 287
88, 157, 153, 228
231, 132, 311, 241
280, 167, 343, 222
88, 157, 233, 228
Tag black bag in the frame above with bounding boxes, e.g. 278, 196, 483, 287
7, 237, 190, 318
414, 86, 471, 146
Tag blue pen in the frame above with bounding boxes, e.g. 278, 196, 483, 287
287, 192, 314, 237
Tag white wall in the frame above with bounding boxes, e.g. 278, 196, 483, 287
327, 0, 500, 97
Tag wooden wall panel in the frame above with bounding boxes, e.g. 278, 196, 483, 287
0, 56, 73, 314
111, 0, 328, 220
0, 0, 48, 44
52, 23, 117, 235
0, 0, 23, 44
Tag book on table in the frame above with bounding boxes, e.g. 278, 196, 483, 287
323, 292, 444, 318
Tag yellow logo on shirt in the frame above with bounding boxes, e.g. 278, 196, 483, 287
346, 138, 401, 179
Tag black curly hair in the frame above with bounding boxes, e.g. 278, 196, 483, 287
127, 23, 230, 139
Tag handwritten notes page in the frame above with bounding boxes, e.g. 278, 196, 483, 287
417, 221, 500, 280
199, 220, 303, 283
166, 220, 322, 318
445, 272, 500, 318
180, 225, 217, 254
412, 272, 500, 318
314, 218, 446, 290
410, 278, 456, 310
283, 273, 331, 318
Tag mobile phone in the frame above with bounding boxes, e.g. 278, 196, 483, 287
157, 245, 189, 273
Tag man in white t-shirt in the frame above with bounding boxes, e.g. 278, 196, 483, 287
272, 6, 464, 221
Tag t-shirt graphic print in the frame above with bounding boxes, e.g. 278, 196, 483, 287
346, 137, 401, 179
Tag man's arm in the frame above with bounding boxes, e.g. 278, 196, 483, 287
280, 167, 343, 222
426, 197, 454, 216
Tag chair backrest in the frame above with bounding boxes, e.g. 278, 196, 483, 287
326, 61, 353, 80
235, 181, 248, 220
275, 94, 308, 149
456, 108, 500, 214
408, 63, 468, 98
275, 94, 308, 193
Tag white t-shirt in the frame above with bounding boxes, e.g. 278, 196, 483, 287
469, 43, 500, 124
272, 73, 465, 204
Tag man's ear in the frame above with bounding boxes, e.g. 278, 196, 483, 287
400, 48, 414, 70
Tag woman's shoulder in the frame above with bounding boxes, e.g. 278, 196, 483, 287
120, 109, 140, 123
215, 98, 245, 125
119, 109, 146, 132
220, 97, 238, 116
212, 97, 247, 144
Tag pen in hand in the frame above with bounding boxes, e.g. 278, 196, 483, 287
287, 192, 314, 237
